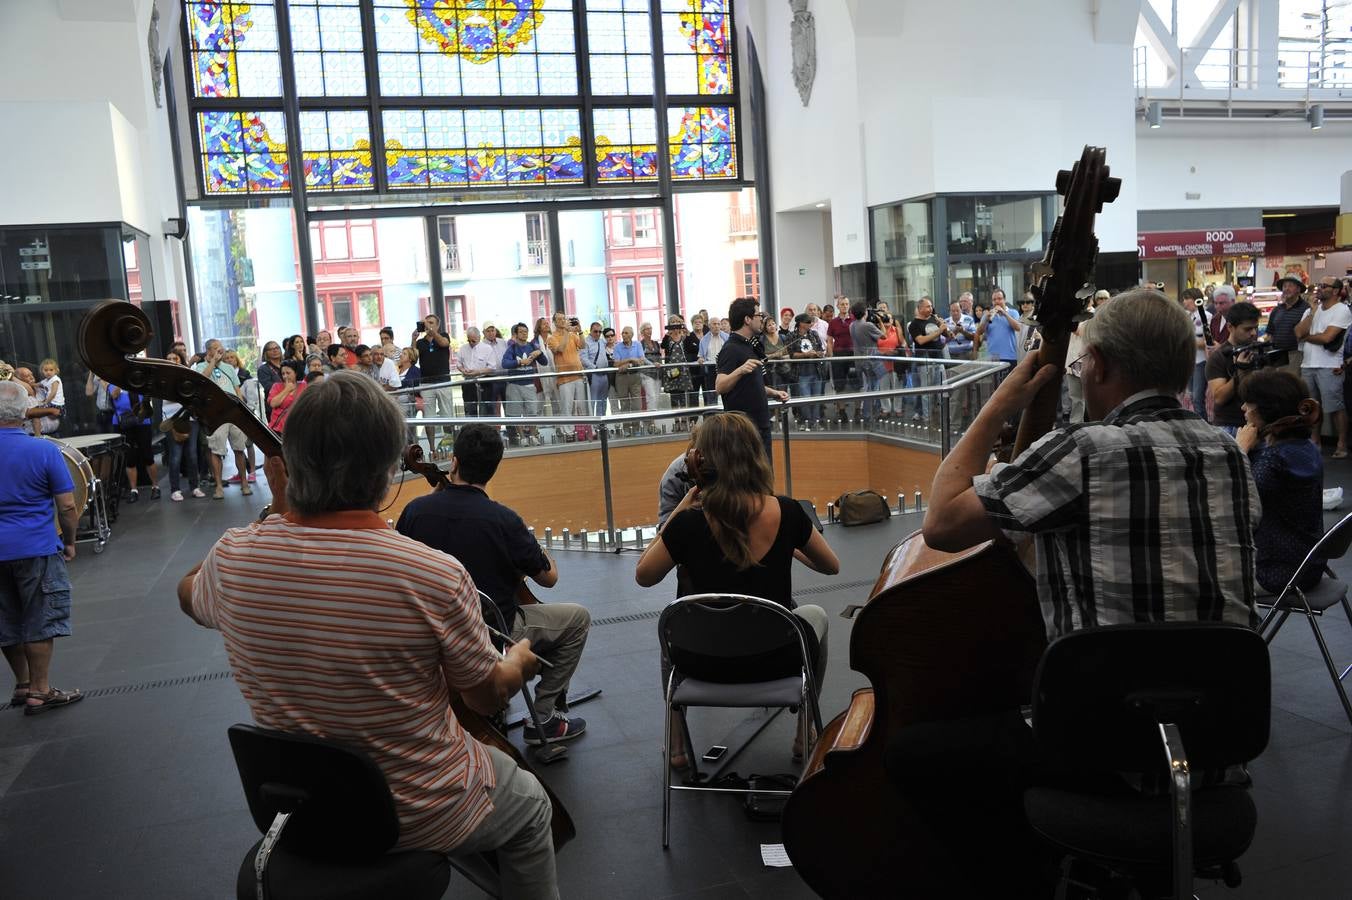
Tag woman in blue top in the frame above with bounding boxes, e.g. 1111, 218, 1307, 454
1236, 369, 1325, 593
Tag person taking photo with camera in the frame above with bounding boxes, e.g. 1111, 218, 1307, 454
1205, 301, 1263, 437
1295, 276, 1352, 458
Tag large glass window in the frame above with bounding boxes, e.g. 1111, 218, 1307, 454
183, 0, 742, 196
873, 199, 936, 319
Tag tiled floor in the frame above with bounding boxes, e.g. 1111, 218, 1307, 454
2, 463, 1351, 898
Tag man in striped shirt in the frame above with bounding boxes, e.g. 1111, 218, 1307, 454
177, 372, 559, 899
925, 288, 1260, 637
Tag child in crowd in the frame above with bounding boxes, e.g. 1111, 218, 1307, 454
38, 358, 64, 433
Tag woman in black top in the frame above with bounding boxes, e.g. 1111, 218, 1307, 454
282, 334, 308, 376
1236, 369, 1326, 594
636, 412, 840, 768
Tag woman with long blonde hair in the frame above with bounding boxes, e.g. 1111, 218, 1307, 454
636, 412, 839, 768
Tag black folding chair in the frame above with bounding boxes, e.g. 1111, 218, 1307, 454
1256, 511, 1352, 726
227, 724, 453, 900
658, 593, 823, 849
1023, 624, 1270, 900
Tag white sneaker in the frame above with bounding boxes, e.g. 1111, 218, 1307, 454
171, 490, 184, 502
191, 487, 206, 498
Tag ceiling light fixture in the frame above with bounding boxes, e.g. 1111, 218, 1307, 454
1146, 101, 1162, 128
814, 202, 826, 208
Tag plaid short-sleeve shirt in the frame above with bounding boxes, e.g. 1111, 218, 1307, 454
973, 391, 1261, 638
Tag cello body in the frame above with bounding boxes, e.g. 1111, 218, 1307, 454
781, 534, 1044, 897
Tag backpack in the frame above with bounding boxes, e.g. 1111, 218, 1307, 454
834, 490, 891, 526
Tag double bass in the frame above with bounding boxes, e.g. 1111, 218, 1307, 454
781, 147, 1120, 897
78, 301, 576, 851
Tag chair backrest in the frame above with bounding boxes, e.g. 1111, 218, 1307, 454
228, 724, 400, 861
659, 593, 813, 685
1285, 511, 1352, 593
1032, 623, 1270, 774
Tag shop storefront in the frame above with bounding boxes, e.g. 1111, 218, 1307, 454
1136, 227, 1266, 297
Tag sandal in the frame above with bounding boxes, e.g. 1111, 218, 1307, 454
1334, 448, 1349, 459
150, 486, 161, 500
10, 682, 29, 708
24, 687, 84, 716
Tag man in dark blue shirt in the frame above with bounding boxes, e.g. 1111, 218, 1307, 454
396, 424, 590, 744
715, 297, 790, 461
0, 380, 83, 715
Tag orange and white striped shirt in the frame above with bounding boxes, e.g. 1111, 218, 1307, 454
191, 509, 501, 851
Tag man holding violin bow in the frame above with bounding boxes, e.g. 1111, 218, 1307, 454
177, 371, 561, 899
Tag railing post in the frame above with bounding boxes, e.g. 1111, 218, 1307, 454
939, 389, 952, 458
780, 405, 793, 496
598, 422, 617, 546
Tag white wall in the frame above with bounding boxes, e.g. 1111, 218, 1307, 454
753, 0, 1141, 258
1136, 120, 1352, 212
0, 0, 188, 318
774, 210, 834, 312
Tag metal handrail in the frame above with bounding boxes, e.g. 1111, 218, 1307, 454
386, 350, 977, 397
401, 360, 1008, 546
1135, 44, 1350, 107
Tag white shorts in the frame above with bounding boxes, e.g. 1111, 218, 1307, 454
207, 422, 248, 456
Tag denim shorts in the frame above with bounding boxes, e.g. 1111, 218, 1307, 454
0, 554, 73, 646
1303, 367, 1346, 414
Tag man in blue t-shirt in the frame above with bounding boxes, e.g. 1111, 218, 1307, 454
0, 380, 83, 715
977, 288, 1024, 381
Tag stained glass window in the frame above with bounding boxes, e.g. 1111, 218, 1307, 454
197, 110, 291, 194
586, 0, 654, 95
660, 0, 732, 96
592, 107, 658, 182
668, 106, 736, 180
373, 0, 578, 97
289, 0, 367, 96
382, 107, 584, 188
299, 110, 375, 190
187, 2, 283, 98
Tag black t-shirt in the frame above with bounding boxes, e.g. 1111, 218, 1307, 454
908, 317, 946, 357
660, 496, 813, 608
716, 332, 770, 428
395, 483, 548, 621
1203, 347, 1245, 426
416, 332, 451, 380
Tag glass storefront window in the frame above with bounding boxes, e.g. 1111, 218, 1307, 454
873, 198, 935, 319
945, 194, 1048, 256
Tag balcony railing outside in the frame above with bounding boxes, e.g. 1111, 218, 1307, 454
444, 244, 461, 271
728, 207, 758, 235
526, 238, 548, 267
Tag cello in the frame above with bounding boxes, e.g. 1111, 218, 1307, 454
78, 301, 576, 851
781, 147, 1120, 897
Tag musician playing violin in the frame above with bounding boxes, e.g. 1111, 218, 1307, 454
396, 423, 591, 746
175, 372, 560, 899
913, 289, 1261, 890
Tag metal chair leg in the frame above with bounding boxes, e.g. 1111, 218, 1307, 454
1158, 723, 1192, 900
1261, 609, 1290, 644
1305, 614, 1352, 727
522, 684, 567, 764
662, 689, 673, 849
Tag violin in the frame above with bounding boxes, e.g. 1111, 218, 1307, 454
782, 148, 1120, 897
80, 303, 575, 851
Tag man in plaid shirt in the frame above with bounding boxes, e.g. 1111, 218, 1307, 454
925, 288, 1260, 637
905, 289, 1262, 895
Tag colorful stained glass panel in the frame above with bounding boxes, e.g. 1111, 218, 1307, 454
382, 107, 584, 189
197, 110, 290, 194
667, 105, 735, 180
372, 0, 577, 96
592, 107, 659, 182
188, 2, 283, 98
299, 110, 374, 191
660, 0, 732, 96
